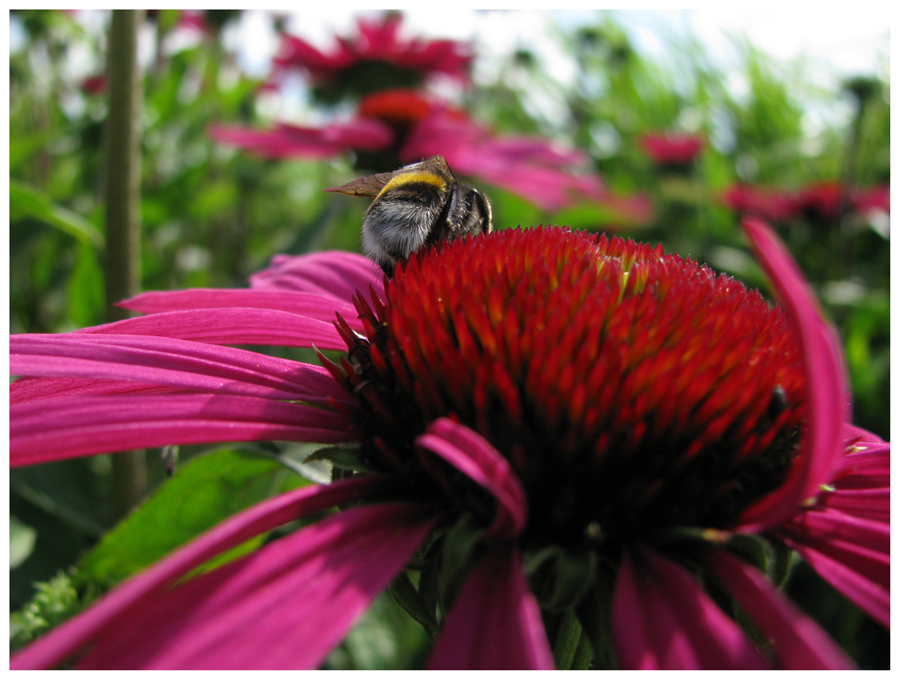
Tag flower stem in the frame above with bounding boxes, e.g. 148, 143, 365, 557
105, 9, 146, 518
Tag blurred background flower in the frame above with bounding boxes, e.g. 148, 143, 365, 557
640, 131, 705, 169
8, 8, 889, 669
211, 15, 645, 218
269, 12, 474, 102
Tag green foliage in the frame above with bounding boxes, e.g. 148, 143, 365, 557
77, 447, 310, 589
10, 572, 84, 652
9, 446, 313, 652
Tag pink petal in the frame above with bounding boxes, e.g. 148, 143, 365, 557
842, 423, 885, 444
611, 548, 767, 669
273, 33, 341, 72
705, 550, 854, 669
118, 288, 363, 331
209, 119, 394, 159
76, 308, 347, 350
11, 333, 348, 405
778, 502, 890, 624
820, 488, 890, 521
428, 545, 554, 670
11, 475, 403, 670
830, 440, 890, 491
11, 393, 357, 466
76, 503, 436, 669
11, 376, 183, 404
738, 219, 848, 529
786, 538, 890, 627
248, 250, 385, 307
782, 508, 889, 553
777, 525, 889, 593
415, 418, 526, 538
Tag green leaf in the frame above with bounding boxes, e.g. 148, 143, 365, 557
10, 457, 114, 538
77, 448, 310, 589
388, 571, 438, 640
9, 181, 103, 248
524, 545, 597, 612
66, 241, 105, 328
553, 609, 584, 670
324, 590, 431, 669
437, 514, 485, 606
575, 567, 618, 670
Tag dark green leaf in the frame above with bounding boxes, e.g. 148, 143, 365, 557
77, 448, 310, 589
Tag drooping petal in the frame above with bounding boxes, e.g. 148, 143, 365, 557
273, 33, 344, 74
820, 488, 890, 521
776, 507, 889, 627
842, 422, 885, 444
610, 548, 767, 669
11, 475, 403, 670
10, 376, 182, 404
11, 333, 349, 405
738, 218, 848, 529
782, 508, 889, 553
817, 438, 890, 520
76, 308, 347, 350
705, 549, 854, 669
208, 118, 393, 159
118, 289, 364, 331
830, 437, 890, 492
76, 503, 436, 669
248, 250, 384, 306
11, 394, 356, 466
428, 545, 554, 670
415, 418, 526, 538
774, 431, 889, 625
784, 536, 890, 627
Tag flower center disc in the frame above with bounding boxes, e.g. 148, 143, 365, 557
340, 227, 806, 548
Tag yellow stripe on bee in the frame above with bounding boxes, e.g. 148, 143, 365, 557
377, 171, 446, 198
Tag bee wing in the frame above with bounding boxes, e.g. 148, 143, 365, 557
415, 155, 451, 175
325, 156, 451, 198
325, 171, 394, 198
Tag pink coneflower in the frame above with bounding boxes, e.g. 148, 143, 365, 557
10, 220, 888, 669
211, 89, 652, 219
721, 184, 798, 223
271, 12, 473, 95
640, 132, 705, 168
723, 182, 891, 228
791, 181, 844, 223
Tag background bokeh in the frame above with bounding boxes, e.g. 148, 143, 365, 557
8, 9, 890, 668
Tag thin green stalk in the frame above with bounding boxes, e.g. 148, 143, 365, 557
105, 9, 146, 518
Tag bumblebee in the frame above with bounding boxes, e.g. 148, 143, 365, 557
327, 156, 493, 276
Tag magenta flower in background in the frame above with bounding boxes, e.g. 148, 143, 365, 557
722, 181, 891, 226
793, 181, 892, 224
10, 220, 888, 669
211, 88, 653, 220
271, 12, 473, 91
791, 181, 844, 222
721, 184, 797, 223
640, 131, 705, 168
